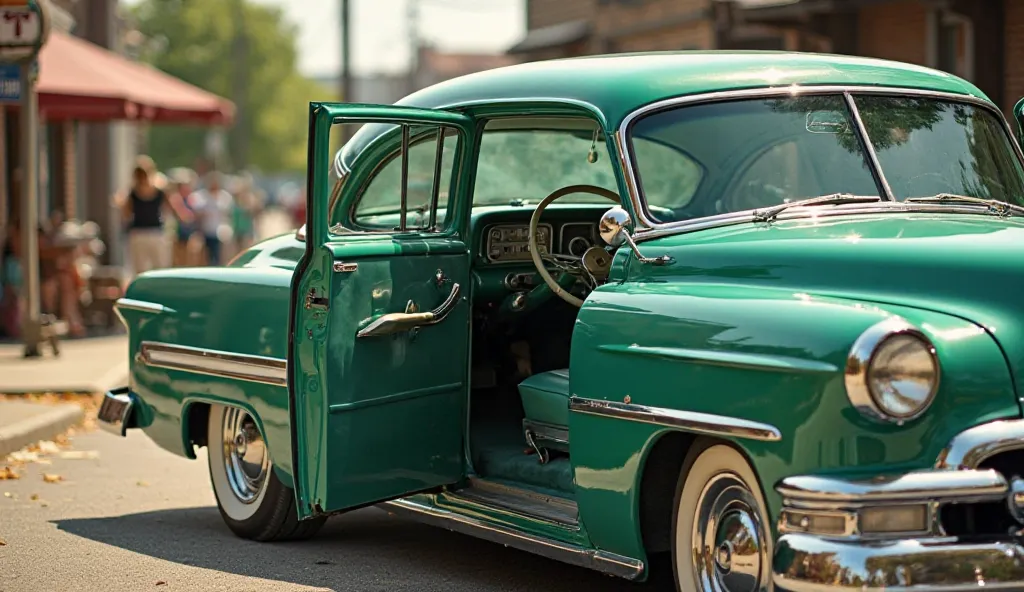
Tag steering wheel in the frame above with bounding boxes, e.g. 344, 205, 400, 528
529, 184, 621, 307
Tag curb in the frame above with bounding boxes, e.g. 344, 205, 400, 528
0, 404, 85, 458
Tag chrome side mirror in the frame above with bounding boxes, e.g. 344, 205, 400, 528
598, 206, 673, 266
599, 207, 631, 247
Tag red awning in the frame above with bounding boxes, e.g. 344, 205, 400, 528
36, 31, 234, 125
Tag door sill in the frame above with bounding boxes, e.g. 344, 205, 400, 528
446, 477, 579, 527
378, 497, 644, 580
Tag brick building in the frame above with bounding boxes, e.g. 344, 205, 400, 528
509, 0, 1023, 116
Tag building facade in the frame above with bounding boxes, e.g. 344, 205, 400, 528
510, 0, 1023, 116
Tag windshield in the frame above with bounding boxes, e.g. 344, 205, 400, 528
629, 94, 1024, 224
473, 127, 697, 207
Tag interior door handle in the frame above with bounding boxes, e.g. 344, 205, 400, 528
357, 283, 461, 338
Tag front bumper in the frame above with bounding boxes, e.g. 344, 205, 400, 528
97, 386, 134, 437
772, 467, 1024, 591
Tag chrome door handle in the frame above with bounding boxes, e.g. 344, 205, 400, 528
357, 283, 461, 338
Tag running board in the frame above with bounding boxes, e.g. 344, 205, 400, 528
451, 478, 579, 527
378, 498, 644, 581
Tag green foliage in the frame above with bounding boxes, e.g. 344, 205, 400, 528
128, 0, 336, 173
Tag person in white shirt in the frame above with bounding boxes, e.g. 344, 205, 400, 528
190, 172, 234, 266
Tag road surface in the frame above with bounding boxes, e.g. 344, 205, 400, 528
0, 429, 674, 591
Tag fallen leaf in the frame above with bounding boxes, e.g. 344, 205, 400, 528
0, 538, 6, 546
7, 451, 39, 463
314, 560, 333, 565
3, 492, 12, 498
155, 581, 166, 586
40, 502, 48, 508
0, 467, 19, 480
37, 441, 60, 455
42, 474, 62, 483
58, 450, 99, 460
136, 480, 149, 487
30, 494, 38, 501
54, 434, 72, 448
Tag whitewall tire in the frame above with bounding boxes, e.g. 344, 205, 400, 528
672, 442, 773, 592
207, 404, 325, 541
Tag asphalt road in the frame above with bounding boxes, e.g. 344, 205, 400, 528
0, 429, 676, 592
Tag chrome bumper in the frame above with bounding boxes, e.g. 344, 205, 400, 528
97, 387, 134, 437
774, 535, 1024, 591
772, 468, 1024, 591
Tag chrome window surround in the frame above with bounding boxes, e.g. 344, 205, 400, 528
844, 317, 940, 425
615, 86, 1024, 242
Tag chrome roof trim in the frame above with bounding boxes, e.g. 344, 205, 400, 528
615, 85, 1024, 241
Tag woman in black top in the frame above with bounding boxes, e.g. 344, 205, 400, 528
119, 165, 171, 275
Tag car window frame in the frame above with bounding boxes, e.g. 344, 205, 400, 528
334, 124, 465, 236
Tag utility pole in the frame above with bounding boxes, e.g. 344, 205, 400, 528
406, 0, 419, 96
229, 0, 249, 171
339, 0, 351, 142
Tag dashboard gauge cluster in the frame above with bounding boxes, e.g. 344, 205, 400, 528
485, 224, 553, 262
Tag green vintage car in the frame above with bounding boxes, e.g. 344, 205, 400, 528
99, 51, 1024, 591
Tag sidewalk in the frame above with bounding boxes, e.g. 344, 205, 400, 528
0, 334, 129, 394
0, 399, 84, 457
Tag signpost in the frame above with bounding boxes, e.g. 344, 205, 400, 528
0, 0, 50, 357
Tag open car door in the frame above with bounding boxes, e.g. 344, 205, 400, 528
290, 103, 475, 519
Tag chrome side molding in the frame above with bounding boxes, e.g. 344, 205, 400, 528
569, 396, 782, 442
138, 342, 288, 387
379, 497, 644, 580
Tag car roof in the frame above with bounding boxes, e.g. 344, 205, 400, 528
397, 51, 988, 128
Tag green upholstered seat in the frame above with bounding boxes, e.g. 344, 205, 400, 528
518, 369, 571, 459
518, 369, 571, 428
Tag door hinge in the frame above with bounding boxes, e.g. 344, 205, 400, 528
305, 288, 329, 310
333, 261, 358, 273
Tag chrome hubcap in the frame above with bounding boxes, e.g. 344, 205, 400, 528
222, 408, 269, 504
692, 472, 768, 592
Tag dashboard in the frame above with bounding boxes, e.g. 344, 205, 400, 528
483, 221, 598, 263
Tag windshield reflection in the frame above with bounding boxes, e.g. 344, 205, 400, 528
629, 93, 1024, 225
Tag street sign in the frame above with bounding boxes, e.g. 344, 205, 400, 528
0, 0, 49, 64
0, 62, 19, 102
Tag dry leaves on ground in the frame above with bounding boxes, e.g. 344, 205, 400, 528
0, 467, 19, 480
0, 393, 103, 431
0, 538, 6, 546
42, 473, 63, 484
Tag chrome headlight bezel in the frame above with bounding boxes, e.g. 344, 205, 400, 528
845, 317, 940, 424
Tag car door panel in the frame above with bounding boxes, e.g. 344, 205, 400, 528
291, 103, 475, 518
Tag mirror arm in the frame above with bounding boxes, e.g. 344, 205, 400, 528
621, 232, 673, 266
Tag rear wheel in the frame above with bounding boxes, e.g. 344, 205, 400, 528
207, 404, 325, 541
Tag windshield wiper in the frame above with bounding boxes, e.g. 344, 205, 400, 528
905, 193, 1024, 217
752, 194, 881, 223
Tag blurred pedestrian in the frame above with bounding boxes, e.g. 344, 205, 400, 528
114, 158, 193, 276
191, 172, 234, 266
167, 168, 200, 267
232, 173, 262, 252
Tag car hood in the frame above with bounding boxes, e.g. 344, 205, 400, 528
643, 212, 1024, 396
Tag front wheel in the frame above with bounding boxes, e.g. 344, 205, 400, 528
672, 442, 773, 592
207, 404, 325, 541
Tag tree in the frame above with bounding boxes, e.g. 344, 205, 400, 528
128, 0, 335, 173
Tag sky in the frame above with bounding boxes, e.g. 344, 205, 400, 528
249, 0, 525, 77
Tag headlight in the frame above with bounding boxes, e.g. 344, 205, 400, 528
846, 317, 939, 423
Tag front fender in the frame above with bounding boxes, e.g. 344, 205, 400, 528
569, 282, 1018, 563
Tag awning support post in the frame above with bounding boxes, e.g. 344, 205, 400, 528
18, 61, 41, 357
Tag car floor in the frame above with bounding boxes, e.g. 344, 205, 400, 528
469, 383, 574, 496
